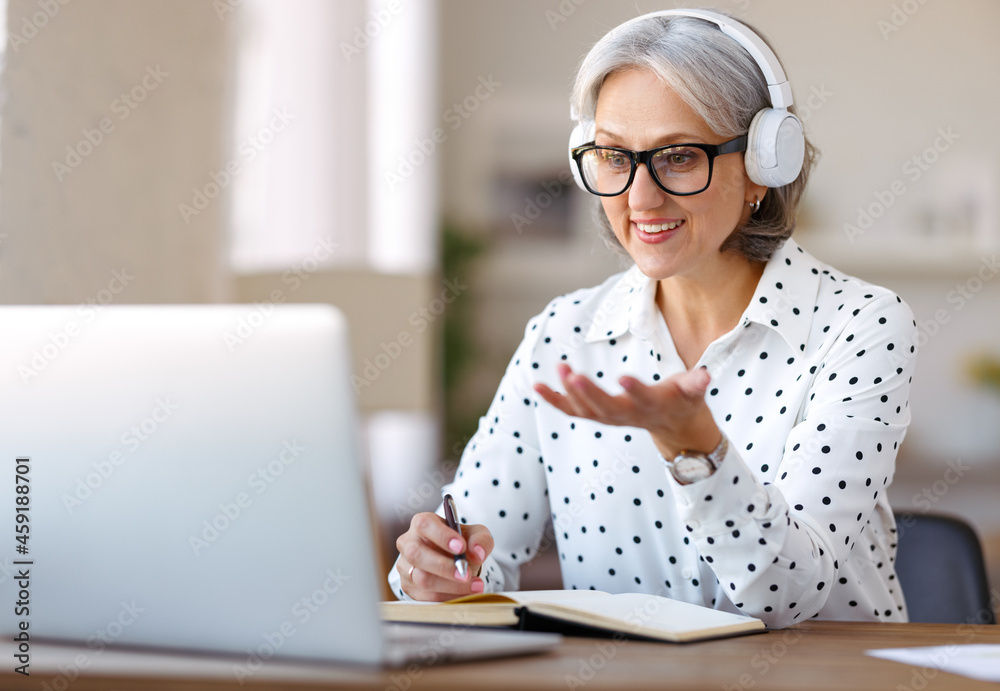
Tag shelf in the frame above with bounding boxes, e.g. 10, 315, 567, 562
796, 232, 999, 280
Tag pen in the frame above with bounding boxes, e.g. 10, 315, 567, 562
442, 493, 469, 580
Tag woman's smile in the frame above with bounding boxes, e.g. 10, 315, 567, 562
633, 218, 685, 243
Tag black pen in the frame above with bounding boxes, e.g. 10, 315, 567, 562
442, 493, 469, 579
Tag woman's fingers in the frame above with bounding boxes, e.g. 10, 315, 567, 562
397, 511, 492, 600
674, 367, 712, 399
619, 375, 674, 412
398, 533, 464, 583
462, 523, 494, 569
536, 372, 636, 425
408, 511, 466, 566
562, 372, 620, 419
532, 382, 574, 416
400, 559, 479, 601
555, 364, 604, 418
536, 365, 714, 434
462, 524, 493, 590
395, 512, 466, 599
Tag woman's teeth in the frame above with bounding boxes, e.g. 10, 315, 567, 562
636, 220, 683, 234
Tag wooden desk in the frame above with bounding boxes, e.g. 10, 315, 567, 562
4, 621, 1000, 690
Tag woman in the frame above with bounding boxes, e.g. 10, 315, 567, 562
390, 9, 916, 629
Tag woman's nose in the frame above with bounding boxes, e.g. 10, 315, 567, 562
628, 162, 666, 211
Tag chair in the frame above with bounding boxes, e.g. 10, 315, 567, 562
893, 511, 996, 624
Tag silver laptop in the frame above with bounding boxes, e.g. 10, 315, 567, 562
0, 304, 558, 667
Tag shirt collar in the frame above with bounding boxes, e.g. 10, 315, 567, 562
740, 238, 822, 354
583, 238, 822, 353
583, 264, 651, 344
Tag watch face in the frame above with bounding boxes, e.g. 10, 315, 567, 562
672, 454, 715, 484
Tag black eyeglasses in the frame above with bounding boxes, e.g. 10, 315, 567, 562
570, 135, 748, 197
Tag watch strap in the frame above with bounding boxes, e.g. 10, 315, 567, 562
703, 432, 729, 468
675, 432, 728, 467
665, 432, 729, 485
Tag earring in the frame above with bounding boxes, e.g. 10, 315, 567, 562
749, 196, 761, 214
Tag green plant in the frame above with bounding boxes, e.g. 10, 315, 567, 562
967, 352, 1000, 394
440, 221, 488, 459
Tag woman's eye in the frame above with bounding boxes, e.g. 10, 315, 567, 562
603, 151, 628, 167
655, 148, 702, 172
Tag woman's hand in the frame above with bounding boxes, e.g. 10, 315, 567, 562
533, 363, 721, 459
395, 511, 494, 601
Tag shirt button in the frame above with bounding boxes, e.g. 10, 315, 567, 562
687, 519, 700, 530
682, 567, 693, 580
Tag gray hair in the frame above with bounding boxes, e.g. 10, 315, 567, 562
571, 11, 817, 263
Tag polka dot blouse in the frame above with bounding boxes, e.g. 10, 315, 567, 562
389, 238, 917, 628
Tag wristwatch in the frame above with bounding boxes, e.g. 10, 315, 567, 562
665, 433, 728, 485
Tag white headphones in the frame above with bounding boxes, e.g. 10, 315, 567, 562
568, 9, 805, 190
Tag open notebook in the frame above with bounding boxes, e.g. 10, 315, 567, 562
381, 590, 766, 643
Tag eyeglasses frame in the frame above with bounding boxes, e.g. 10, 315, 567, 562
570, 134, 749, 197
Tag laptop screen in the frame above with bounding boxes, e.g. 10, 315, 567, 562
0, 304, 386, 664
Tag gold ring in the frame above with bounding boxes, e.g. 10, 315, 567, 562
408, 565, 416, 580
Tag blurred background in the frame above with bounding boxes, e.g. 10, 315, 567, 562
2, 0, 999, 594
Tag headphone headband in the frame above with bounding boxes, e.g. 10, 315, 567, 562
599, 9, 793, 110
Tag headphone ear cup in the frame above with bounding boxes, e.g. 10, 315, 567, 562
568, 121, 592, 192
744, 108, 805, 188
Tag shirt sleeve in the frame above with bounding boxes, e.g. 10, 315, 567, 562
387, 307, 553, 599
669, 294, 916, 628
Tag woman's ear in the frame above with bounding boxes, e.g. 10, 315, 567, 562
745, 180, 769, 213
